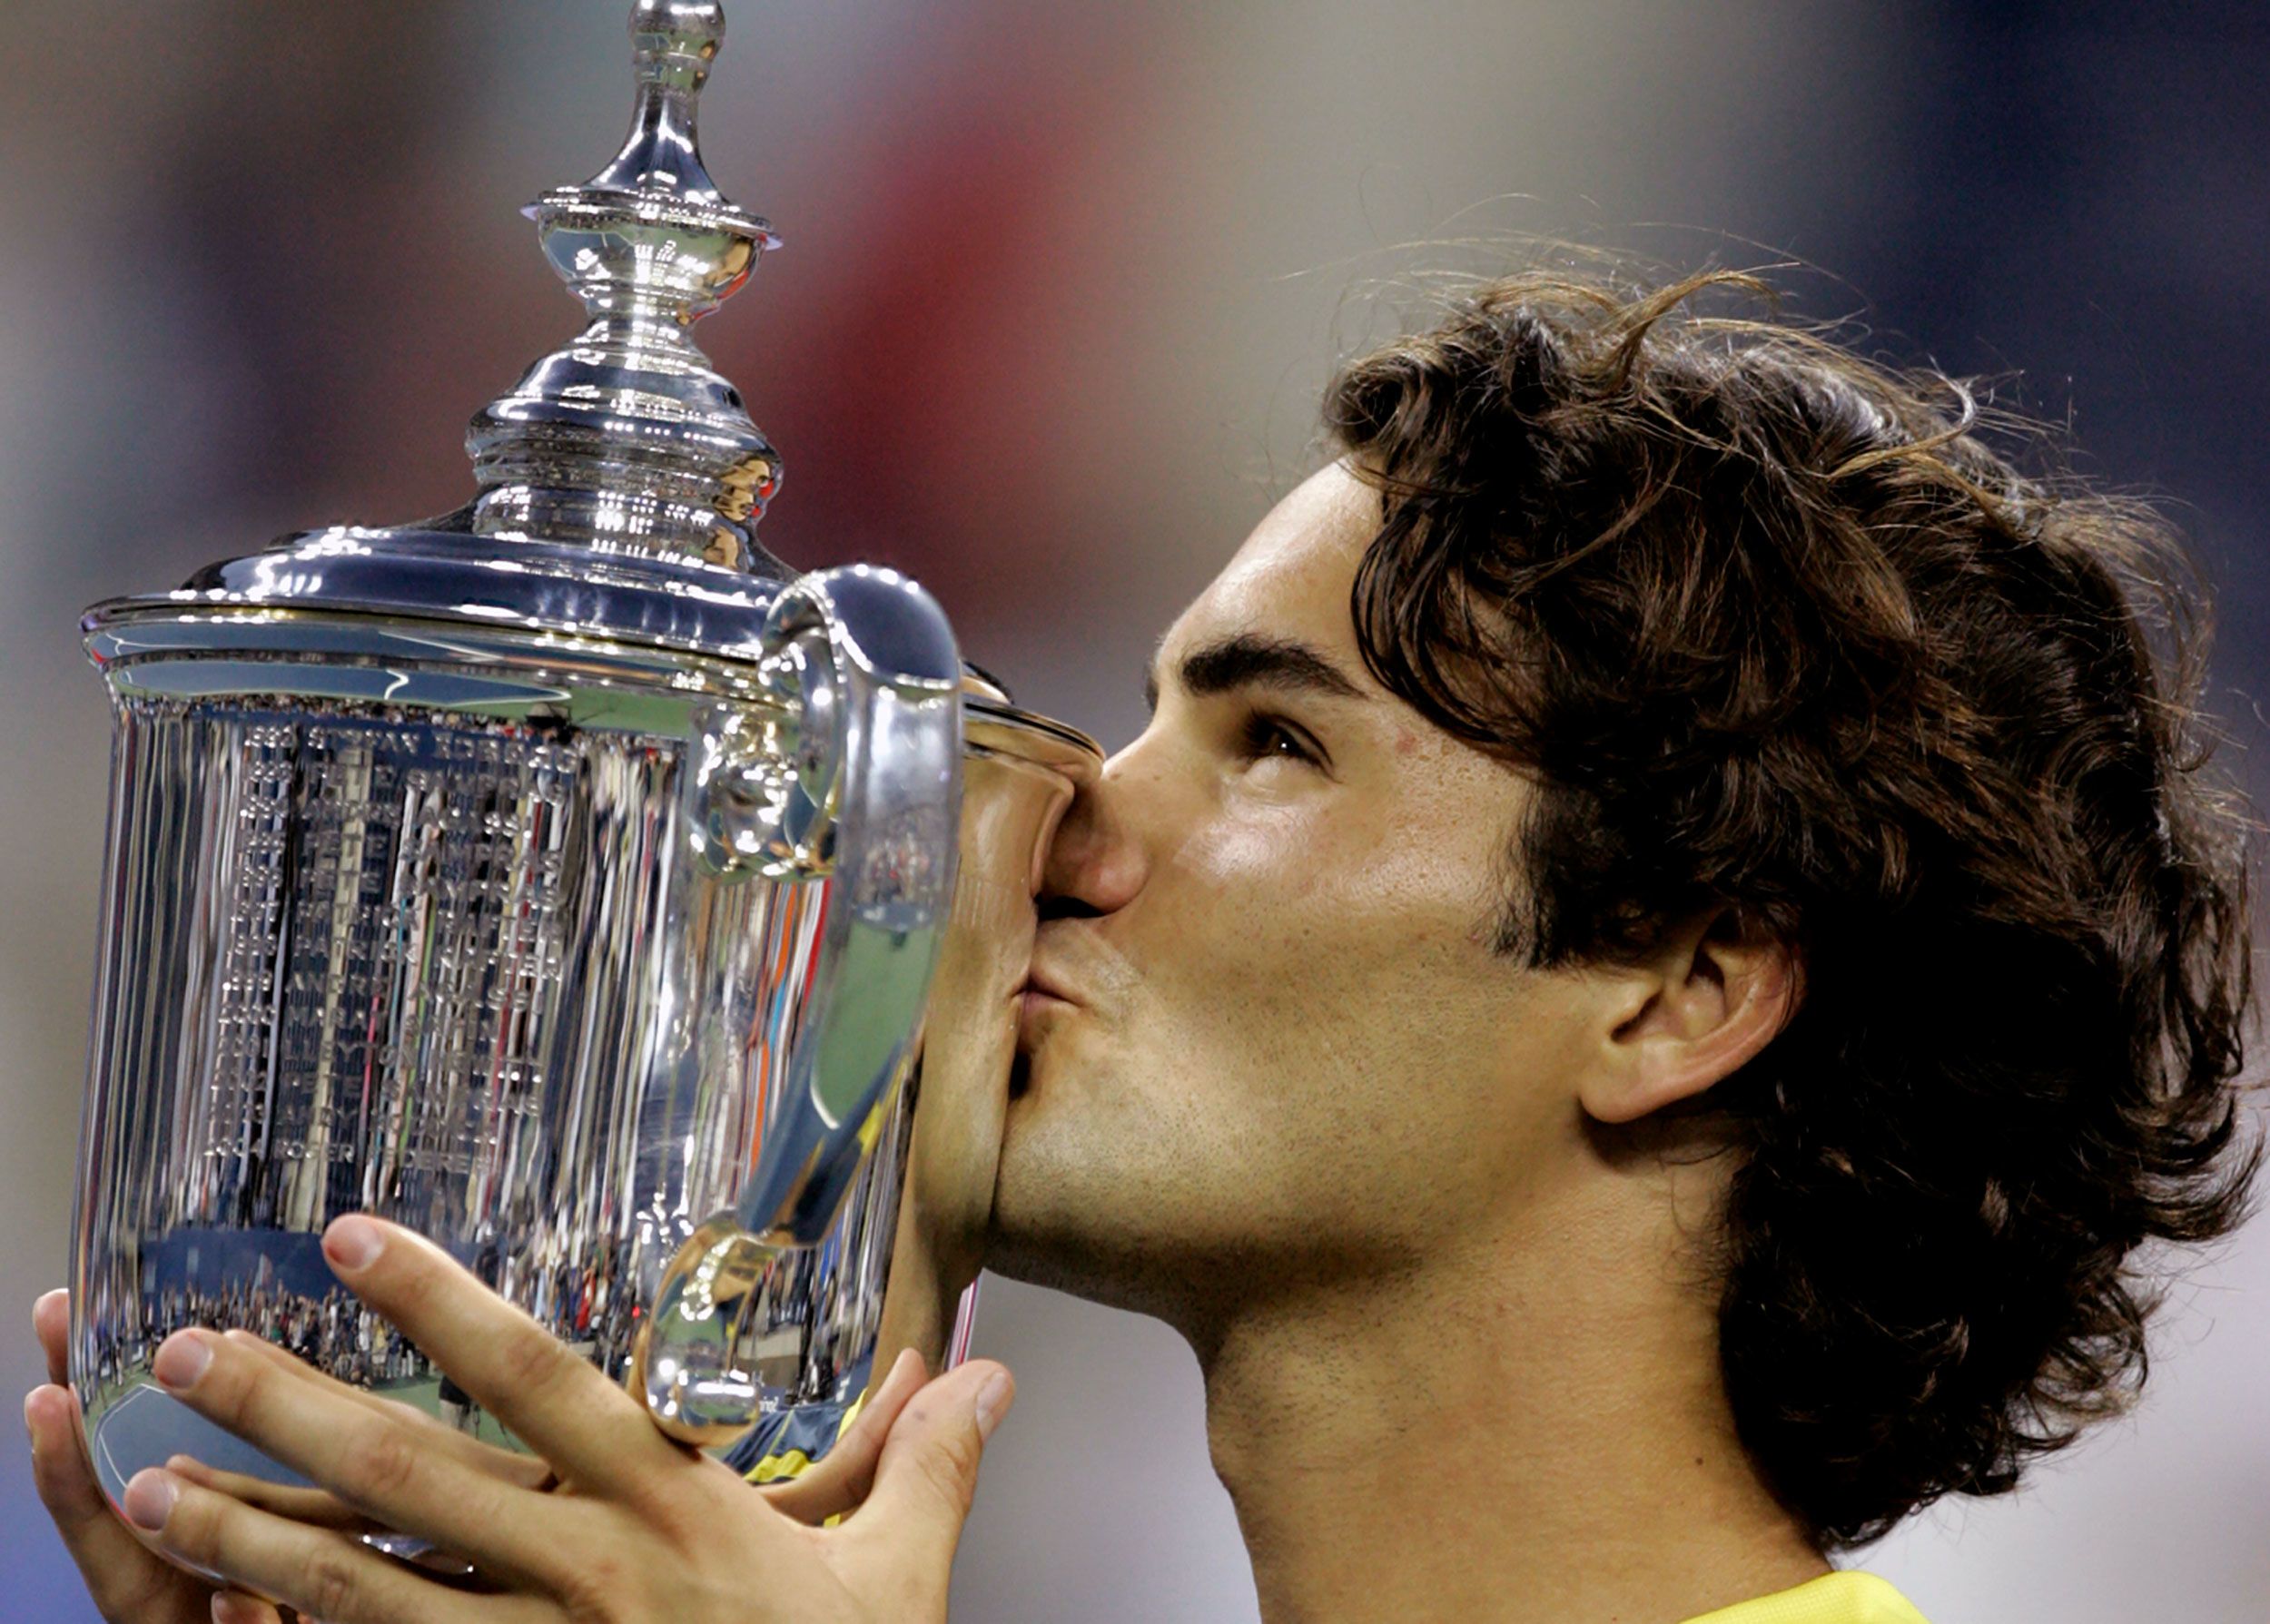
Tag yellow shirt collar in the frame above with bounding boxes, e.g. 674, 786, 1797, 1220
1681, 1571, 1929, 1624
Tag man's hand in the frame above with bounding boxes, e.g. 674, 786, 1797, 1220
27, 1216, 1013, 1623
28, 1287, 289, 1623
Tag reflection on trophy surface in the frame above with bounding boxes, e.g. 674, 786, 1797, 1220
65, 0, 1099, 1530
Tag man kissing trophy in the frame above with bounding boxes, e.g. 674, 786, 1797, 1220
27, 3, 2261, 1621
35, 3, 1095, 1616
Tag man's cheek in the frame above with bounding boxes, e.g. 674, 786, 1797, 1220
1165, 811, 1336, 903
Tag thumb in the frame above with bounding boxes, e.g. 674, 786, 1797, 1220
833, 1359, 1012, 1580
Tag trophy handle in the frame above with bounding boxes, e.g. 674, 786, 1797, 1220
637, 565, 962, 1443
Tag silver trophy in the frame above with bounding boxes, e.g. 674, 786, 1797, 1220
66, 0, 1099, 1529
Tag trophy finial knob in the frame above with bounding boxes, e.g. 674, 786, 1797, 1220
634, 0, 725, 45
466, 0, 788, 573
629, 0, 726, 66
581, 0, 752, 229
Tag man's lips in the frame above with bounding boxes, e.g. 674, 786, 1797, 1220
1017, 965, 1081, 1006
1012, 965, 1081, 1054
1014, 982, 1076, 1032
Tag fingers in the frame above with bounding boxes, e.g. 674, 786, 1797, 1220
165, 1335, 550, 1536
36, 1287, 69, 1385
25, 1383, 212, 1624
166, 1454, 377, 1532
757, 1346, 928, 1525
831, 1358, 1012, 1598
142, 1327, 579, 1589
39, 1288, 550, 1498
34, 1291, 546, 1499
222, 1331, 555, 1491
210, 1594, 284, 1624
318, 1216, 677, 1494
119, 1465, 526, 1624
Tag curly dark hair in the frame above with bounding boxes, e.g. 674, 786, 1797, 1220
1322, 262, 2265, 1552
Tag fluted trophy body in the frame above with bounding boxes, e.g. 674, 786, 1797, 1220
64, 0, 1100, 1538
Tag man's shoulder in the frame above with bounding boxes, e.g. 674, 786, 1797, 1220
1680, 1570, 1930, 1624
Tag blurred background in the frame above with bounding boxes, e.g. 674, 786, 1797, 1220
4, 2, 2266, 1618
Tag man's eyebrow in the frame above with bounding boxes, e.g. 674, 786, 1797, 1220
1143, 632, 1367, 714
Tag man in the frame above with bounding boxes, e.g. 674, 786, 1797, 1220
27, 264, 2264, 1622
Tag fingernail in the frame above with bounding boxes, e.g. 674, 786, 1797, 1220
323, 1214, 385, 1274
123, 1468, 177, 1530
212, 1593, 270, 1624
23, 1390, 40, 1451
973, 1370, 1013, 1442
153, 1331, 213, 1393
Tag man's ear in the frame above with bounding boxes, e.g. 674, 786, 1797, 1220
1578, 906, 1801, 1126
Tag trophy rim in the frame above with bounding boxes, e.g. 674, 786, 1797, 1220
82, 528, 1106, 764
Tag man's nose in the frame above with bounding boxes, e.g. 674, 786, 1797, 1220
1038, 742, 1152, 920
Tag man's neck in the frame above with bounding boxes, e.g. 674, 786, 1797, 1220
1192, 1176, 1830, 1624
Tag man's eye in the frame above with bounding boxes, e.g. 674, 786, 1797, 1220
1237, 713, 1322, 768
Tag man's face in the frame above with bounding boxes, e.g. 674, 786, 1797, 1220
987, 460, 1614, 1333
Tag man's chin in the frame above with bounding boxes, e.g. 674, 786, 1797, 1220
981, 1219, 1204, 1328
987, 1117, 1171, 1318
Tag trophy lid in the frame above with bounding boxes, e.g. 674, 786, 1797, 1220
88, 0, 808, 664
84, 0, 1104, 764
465, 0, 788, 573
